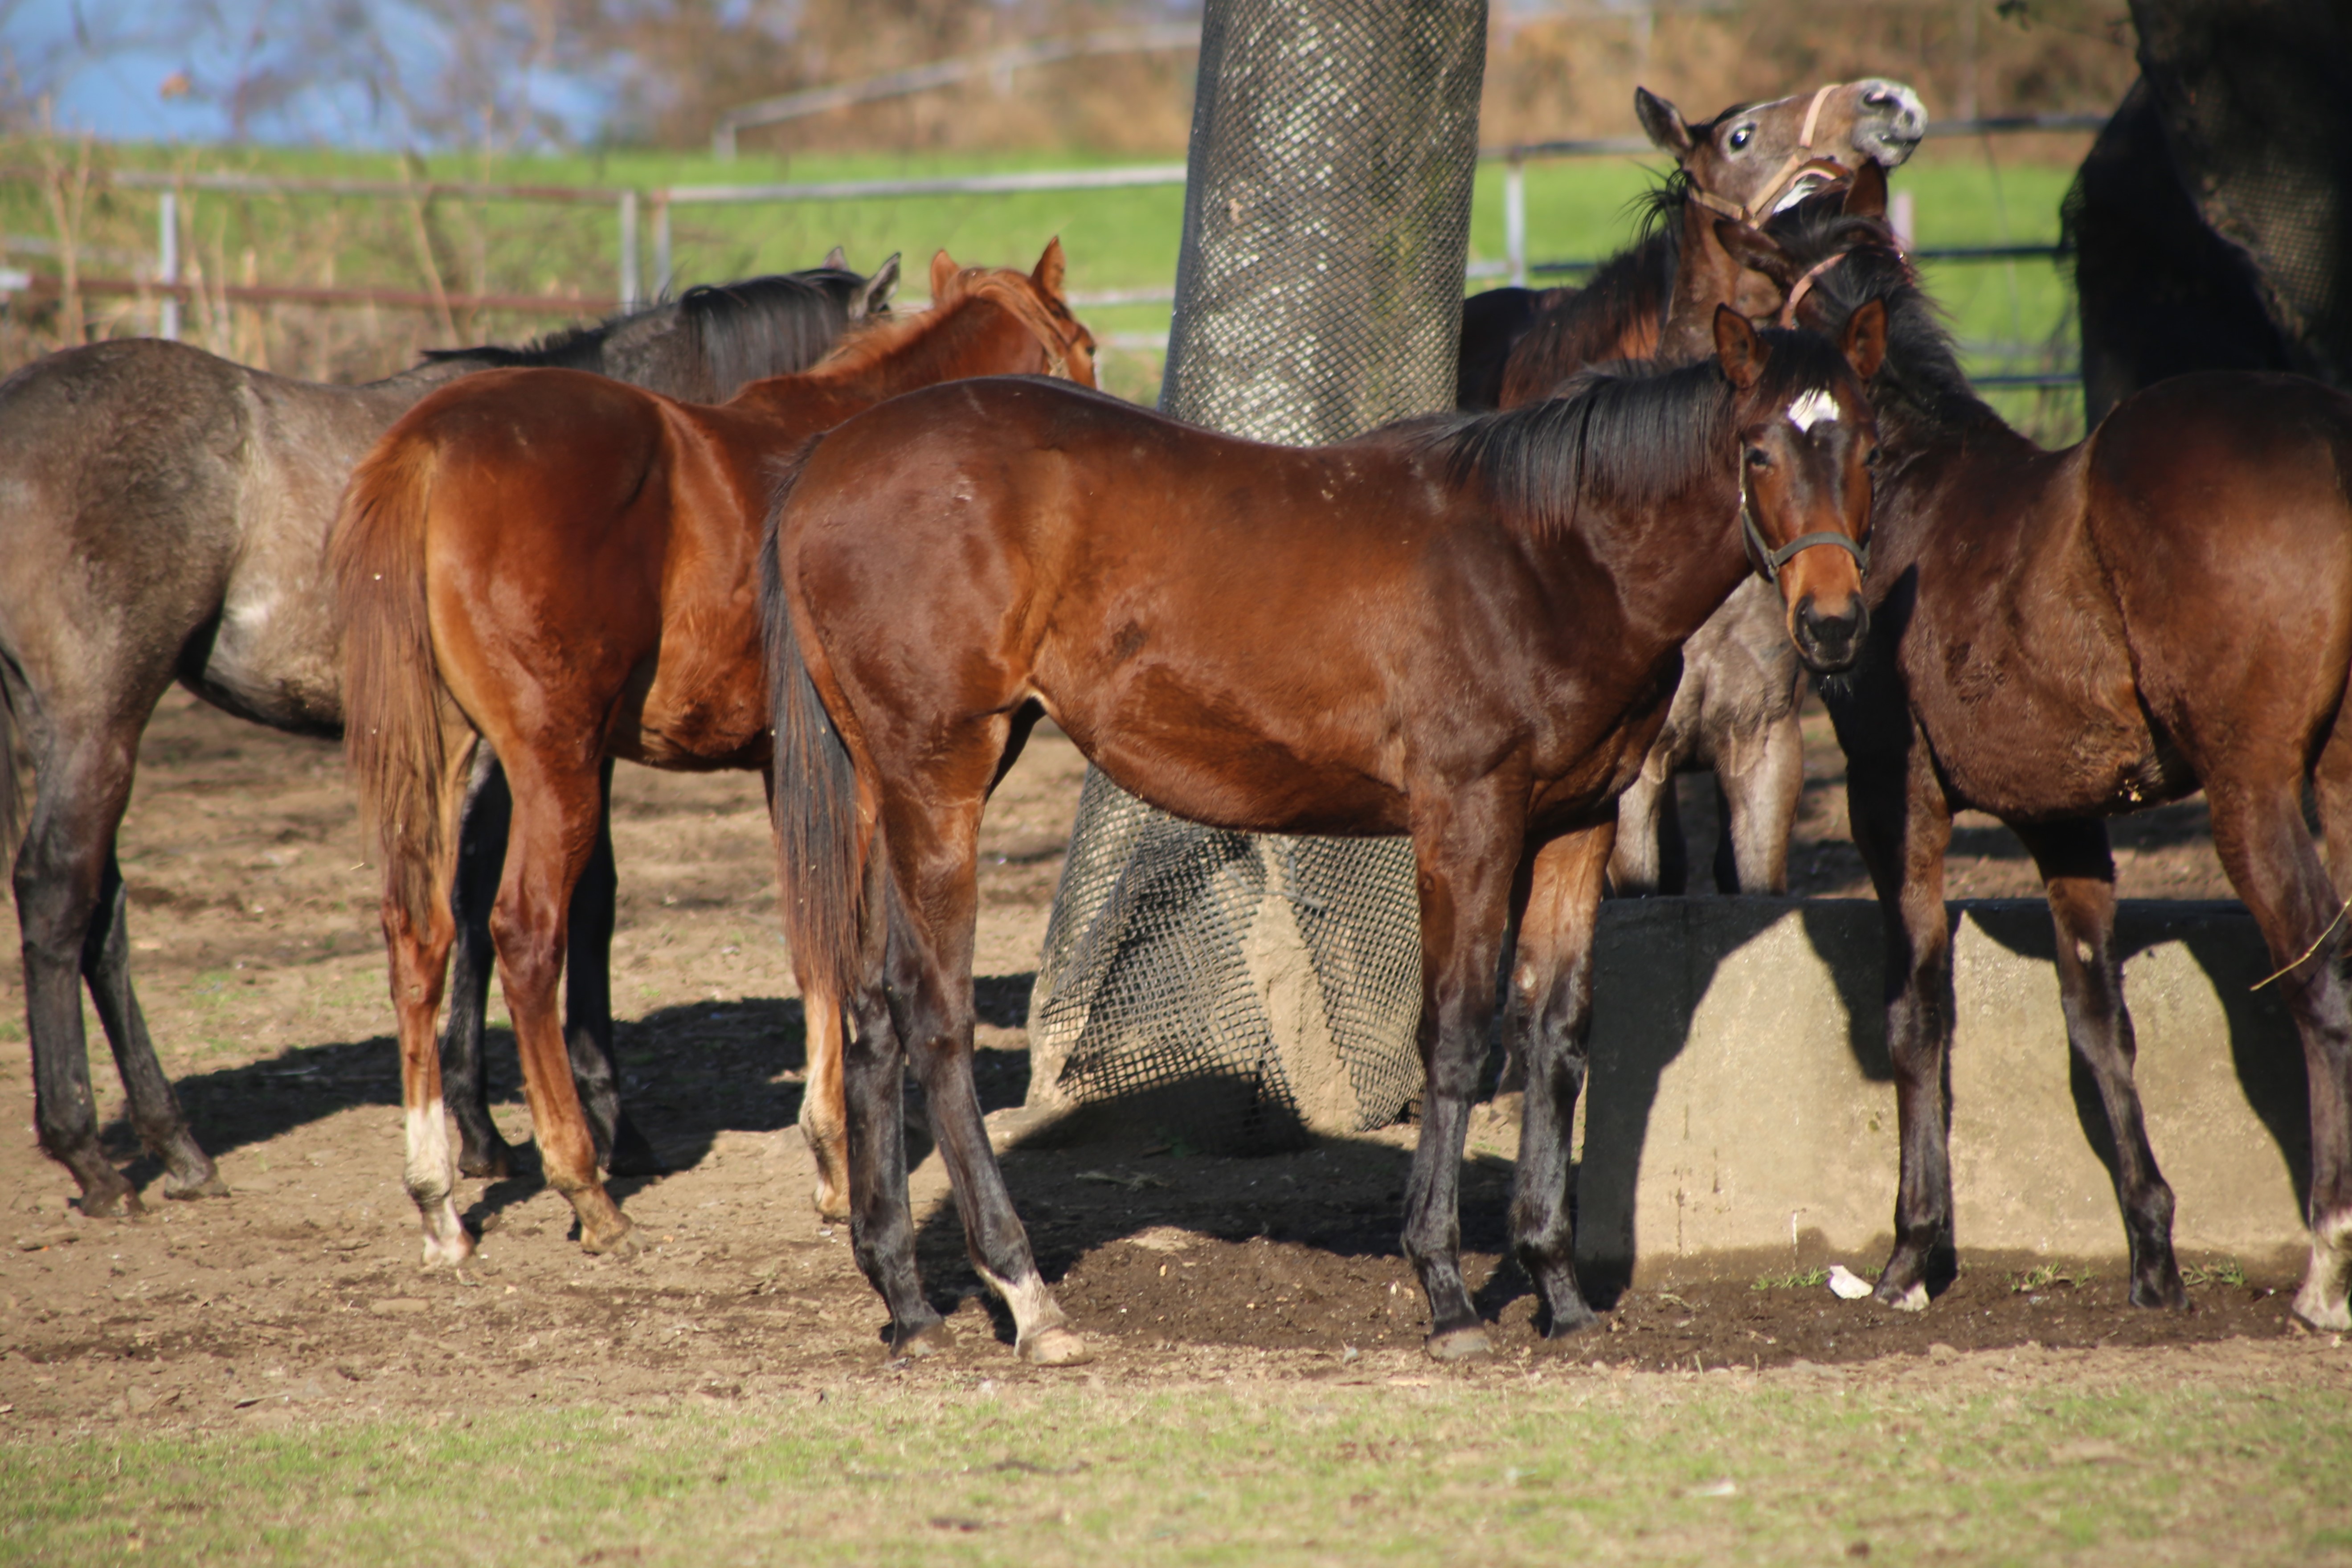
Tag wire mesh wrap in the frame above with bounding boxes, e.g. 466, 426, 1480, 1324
2067, 0, 2352, 420
1024, 0, 1486, 1155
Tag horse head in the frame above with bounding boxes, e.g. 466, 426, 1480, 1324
1640, 78, 1927, 223
933, 239, 1100, 389
1714, 299, 1885, 673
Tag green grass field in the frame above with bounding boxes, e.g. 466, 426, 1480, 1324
2, 135, 2087, 431
6, 1358, 2345, 1566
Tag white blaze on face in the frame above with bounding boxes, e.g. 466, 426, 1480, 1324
1788, 388, 1841, 432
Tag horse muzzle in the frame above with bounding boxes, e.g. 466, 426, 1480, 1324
1792, 593, 1868, 674
1853, 80, 1927, 167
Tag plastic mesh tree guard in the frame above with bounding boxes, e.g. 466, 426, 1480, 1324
1023, 0, 1486, 1155
2067, 0, 2352, 419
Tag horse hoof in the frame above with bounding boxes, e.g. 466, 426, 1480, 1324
1018, 1327, 1094, 1367
1875, 1279, 1929, 1313
603, 1148, 666, 1179
164, 1170, 230, 1201
810, 1186, 851, 1225
457, 1147, 511, 1181
78, 1179, 144, 1220
2292, 1285, 2352, 1333
418, 1230, 475, 1269
1535, 1306, 1602, 1345
892, 1322, 956, 1360
582, 1221, 644, 1259
2129, 1276, 2190, 1312
1425, 1325, 1496, 1363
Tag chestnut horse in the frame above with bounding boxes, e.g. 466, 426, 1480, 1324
1753, 193, 2352, 1331
333, 245, 1096, 1265
760, 301, 1885, 1363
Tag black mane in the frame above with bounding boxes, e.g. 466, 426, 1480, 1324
1758, 204, 1999, 439
421, 267, 865, 395
1426, 323, 1854, 539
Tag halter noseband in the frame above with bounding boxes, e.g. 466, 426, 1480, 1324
1740, 495, 1869, 585
1687, 83, 1845, 226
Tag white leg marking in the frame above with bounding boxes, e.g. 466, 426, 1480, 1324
405, 1099, 472, 1267
981, 1264, 1090, 1366
2294, 1211, 2352, 1331
1889, 1280, 1929, 1313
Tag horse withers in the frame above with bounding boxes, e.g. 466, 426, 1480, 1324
0, 256, 888, 1220
333, 245, 1096, 1267
760, 300, 1884, 1364
1754, 182, 2352, 1331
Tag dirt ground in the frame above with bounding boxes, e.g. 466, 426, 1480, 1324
0, 686, 2315, 1441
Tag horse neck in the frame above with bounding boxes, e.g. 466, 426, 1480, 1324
729, 297, 1039, 420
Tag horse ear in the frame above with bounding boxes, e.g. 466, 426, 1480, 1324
929, 250, 959, 300
1714, 303, 1767, 390
1841, 298, 1888, 382
1635, 87, 1695, 159
1713, 217, 1799, 290
822, 244, 848, 270
1843, 160, 1889, 220
1032, 236, 1067, 297
852, 253, 900, 321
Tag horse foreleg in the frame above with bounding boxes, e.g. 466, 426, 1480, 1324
1716, 707, 1804, 895
2205, 779, 2352, 1331
442, 744, 513, 1179
2013, 818, 2184, 1308
84, 843, 224, 1198
13, 730, 156, 1216
1607, 760, 1685, 896
563, 759, 660, 1177
1847, 736, 1956, 1310
1403, 788, 1524, 1360
1509, 821, 1614, 1340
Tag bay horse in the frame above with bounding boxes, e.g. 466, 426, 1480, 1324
1458, 78, 1926, 412
333, 244, 1095, 1265
1752, 190, 2352, 1331
1460, 81, 1922, 897
760, 300, 1885, 1363
0, 254, 888, 1220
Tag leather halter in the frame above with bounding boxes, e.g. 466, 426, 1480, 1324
1776, 251, 1849, 327
1686, 83, 1845, 226
1740, 492, 1868, 585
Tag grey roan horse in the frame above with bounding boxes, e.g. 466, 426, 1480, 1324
0, 253, 895, 1216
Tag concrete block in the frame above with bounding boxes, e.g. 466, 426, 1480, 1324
1577, 898, 2313, 1283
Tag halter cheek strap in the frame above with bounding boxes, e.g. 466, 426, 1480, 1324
1741, 495, 1869, 584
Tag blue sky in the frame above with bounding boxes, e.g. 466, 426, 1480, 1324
0, 0, 611, 147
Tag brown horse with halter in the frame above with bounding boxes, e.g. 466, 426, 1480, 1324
1743, 179, 2352, 1332
760, 294, 1885, 1363
331, 244, 1096, 1266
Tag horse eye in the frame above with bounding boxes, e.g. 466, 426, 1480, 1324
1862, 446, 1882, 467
1729, 126, 1753, 151
1745, 447, 1770, 468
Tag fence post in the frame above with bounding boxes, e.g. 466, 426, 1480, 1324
1504, 153, 1527, 288
618, 190, 641, 308
157, 190, 179, 341
652, 194, 672, 301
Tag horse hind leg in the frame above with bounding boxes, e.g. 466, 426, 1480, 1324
2206, 777, 2352, 1330
442, 743, 514, 1179
1715, 707, 1804, 895
798, 979, 852, 1223
487, 754, 637, 1257
2013, 819, 2184, 1309
1607, 761, 1685, 896
563, 760, 661, 1178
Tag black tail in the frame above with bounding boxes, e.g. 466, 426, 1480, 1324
759, 435, 866, 1007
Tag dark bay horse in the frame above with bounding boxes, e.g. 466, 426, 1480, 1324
1758, 195, 2352, 1331
761, 301, 1885, 1363
1460, 81, 1922, 897
334, 246, 1096, 1265
0, 256, 889, 1220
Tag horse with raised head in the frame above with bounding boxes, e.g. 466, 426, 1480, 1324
333, 245, 1096, 1265
1461, 82, 1922, 899
1749, 180, 2352, 1331
0, 254, 890, 1220
759, 299, 1884, 1364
